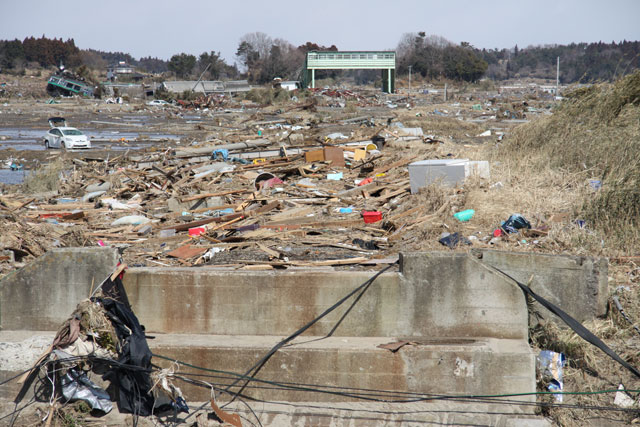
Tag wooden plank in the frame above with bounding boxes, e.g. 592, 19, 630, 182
261, 219, 363, 230
208, 216, 243, 231
338, 181, 386, 198
373, 156, 416, 175
265, 206, 314, 224
180, 189, 248, 202
256, 243, 280, 258
387, 205, 422, 221
28, 203, 94, 211
289, 257, 369, 267
162, 213, 244, 231
374, 184, 410, 201
166, 245, 208, 259
246, 200, 280, 217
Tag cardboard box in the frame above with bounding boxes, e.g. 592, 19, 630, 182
305, 149, 324, 163
323, 146, 345, 167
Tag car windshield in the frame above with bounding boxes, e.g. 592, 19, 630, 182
62, 129, 83, 136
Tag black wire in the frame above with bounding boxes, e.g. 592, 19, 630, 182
325, 272, 375, 337
2, 397, 36, 426
158, 356, 640, 408
182, 263, 398, 420
170, 370, 436, 400
225, 262, 397, 404
2, 351, 637, 425
175, 375, 261, 427
0, 367, 38, 387
174, 371, 640, 418
487, 263, 640, 379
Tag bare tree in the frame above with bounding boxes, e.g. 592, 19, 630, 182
239, 32, 273, 59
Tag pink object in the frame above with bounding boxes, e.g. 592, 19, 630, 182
260, 177, 284, 189
493, 229, 503, 237
97, 240, 105, 246
188, 227, 206, 237
362, 211, 383, 224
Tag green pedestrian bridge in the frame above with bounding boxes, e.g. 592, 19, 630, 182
302, 51, 396, 93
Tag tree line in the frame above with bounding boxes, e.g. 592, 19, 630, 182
0, 36, 82, 70
396, 33, 488, 82
479, 40, 640, 82
1, 34, 639, 84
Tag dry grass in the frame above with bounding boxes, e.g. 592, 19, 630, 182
22, 158, 64, 194
396, 107, 484, 140
495, 71, 640, 254
244, 87, 291, 105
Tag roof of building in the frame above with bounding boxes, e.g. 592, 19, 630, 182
161, 80, 251, 94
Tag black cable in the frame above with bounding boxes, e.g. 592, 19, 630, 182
230, 263, 396, 396
174, 371, 640, 418
0, 367, 39, 387
182, 262, 397, 419
326, 273, 375, 337
486, 263, 640, 378
175, 375, 261, 427
1, 397, 36, 425
158, 354, 640, 407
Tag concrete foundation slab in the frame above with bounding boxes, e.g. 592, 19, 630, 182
3, 250, 585, 421
476, 249, 608, 323
0, 248, 119, 330
150, 333, 535, 410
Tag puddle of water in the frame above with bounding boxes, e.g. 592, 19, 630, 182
0, 142, 45, 151
0, 128, 179, 151
0, 169, 29, 185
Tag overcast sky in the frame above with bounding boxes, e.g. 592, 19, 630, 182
1, 0, 639, 64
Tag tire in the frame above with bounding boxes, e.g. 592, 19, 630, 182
44, 139, 49, 149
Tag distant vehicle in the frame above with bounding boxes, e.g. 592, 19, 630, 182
43, 117, 91, 149
146, 99, 171, 106
46, 72, 94, 97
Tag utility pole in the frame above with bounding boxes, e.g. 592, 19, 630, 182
408, 65, 412, 99
556, 56, 560, 98
192, 63, 212, 93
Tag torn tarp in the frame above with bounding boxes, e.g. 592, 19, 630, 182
61, 367, 113, 413
98, 275, 155, 416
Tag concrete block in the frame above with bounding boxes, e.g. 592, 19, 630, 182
399, 252, 529, 340
465, 160, 490, 180
476, 249, 608, 324
122, 268, 402, 337
122, 254, 529, 340
150, 333, 535, 409
409, 159, 490, 193
0, 248, 119, 330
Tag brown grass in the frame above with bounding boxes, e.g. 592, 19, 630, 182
495, 71, 640, 254
22, 158, 64, 194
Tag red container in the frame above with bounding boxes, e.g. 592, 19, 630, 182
362, 211, 383, 224
358, 177, 373, 186
188, 227, 206, 237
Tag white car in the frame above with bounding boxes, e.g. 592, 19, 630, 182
44, 117, 91, 149
146, 99, 171, 106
